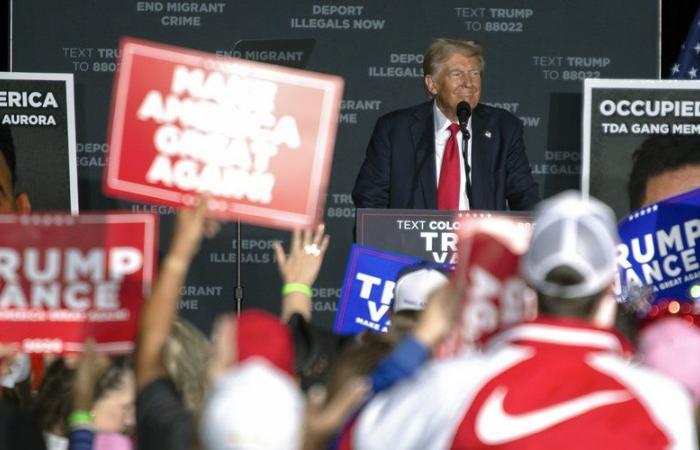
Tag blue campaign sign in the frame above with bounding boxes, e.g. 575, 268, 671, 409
333, 244, 422, 335
617, 187, 700, 315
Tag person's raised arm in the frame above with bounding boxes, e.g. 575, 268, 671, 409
135, 199, 210, 389
371, 283, 461, 393
67, 340, 110, 450
273, 225, 329, 323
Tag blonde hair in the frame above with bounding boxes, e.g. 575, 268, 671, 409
162, 318, 212, 414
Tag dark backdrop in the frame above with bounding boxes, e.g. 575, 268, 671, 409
1, 0, 687, 334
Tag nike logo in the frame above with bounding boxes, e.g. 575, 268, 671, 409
475, 386, 632, 444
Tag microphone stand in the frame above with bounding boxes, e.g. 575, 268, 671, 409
456, 101, 473, 209
460, 124, 473, 208
235, 219, 243, 316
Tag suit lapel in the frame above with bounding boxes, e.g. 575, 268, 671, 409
470, 105, 495, 210
411, 103, 436, 209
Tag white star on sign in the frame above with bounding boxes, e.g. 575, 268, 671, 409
672, 64, 680, 74
694, 42, 700, 54
690, 67, 698, 78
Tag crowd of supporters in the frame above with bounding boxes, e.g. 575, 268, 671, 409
0, 136, 699, 450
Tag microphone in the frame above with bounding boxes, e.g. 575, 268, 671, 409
456, 101, 471, 139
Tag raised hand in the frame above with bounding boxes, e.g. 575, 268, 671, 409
273, 224, 330, 286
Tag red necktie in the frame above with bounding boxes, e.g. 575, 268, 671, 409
437, 123, 461, 210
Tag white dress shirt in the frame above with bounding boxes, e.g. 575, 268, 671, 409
433, 102, 472, 210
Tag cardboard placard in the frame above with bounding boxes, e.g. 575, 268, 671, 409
106, 38, 343, 229
0, 72, 79, 213
616, 187, 700, 318
582, 79, 700, 219
440, 215, 535, 355
333, 244, 421, 335
0, 213, 157, 353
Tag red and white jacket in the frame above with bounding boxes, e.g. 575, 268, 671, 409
354, 317, 697, 450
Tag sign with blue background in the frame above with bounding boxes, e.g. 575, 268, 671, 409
617, 188, 700, 315
333, 244, 421, 335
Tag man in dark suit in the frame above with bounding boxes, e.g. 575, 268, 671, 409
352, 39, 540, 211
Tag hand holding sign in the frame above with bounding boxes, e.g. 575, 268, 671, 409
168, 197, 211, 262
136, 203, 211, 387
0, 343, 19, 380
72, 339, 111, 411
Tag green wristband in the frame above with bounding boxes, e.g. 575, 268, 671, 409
68, 410, 93, 427
282, 282, 312, 297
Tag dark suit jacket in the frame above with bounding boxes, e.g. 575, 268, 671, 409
352, 101, 540, 211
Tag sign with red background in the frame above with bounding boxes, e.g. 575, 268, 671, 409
105, 38, 344, 229
0, 213, 157, 354
439, 215, 536, 356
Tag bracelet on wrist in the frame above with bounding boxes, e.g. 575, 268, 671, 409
282, 282, 312, 297
68, 410, 93, 427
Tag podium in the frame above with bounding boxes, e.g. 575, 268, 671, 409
341, 208, 536, 337
355, 208, 532, 263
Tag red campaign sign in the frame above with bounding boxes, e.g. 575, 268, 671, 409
439, 215, 536, 356
0, 213, 158, 354
105, 37, 344, 229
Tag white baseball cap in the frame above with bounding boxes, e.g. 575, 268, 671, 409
393, 263, 450, 312
200, 359, 303, 450
521, 191, 619, 299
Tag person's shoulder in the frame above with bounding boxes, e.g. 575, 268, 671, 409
474, 103, 521, 126
375, 101, 432, 126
